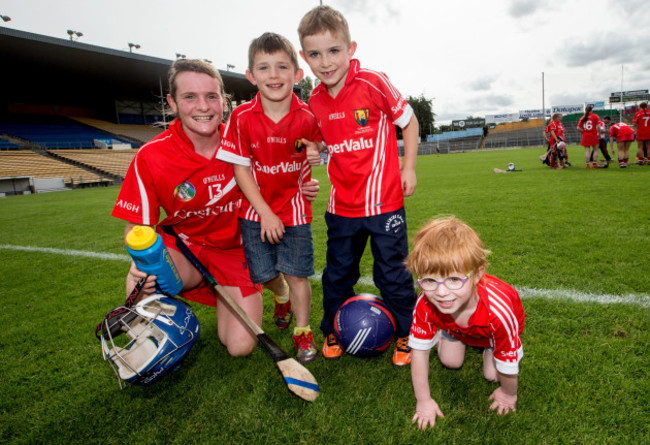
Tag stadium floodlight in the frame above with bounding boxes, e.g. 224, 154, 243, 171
175, 53, 186, 59
1, 15, 11, 23
67, 29, 83, 41
227, 64, 235, 71
128, 42, 141, 53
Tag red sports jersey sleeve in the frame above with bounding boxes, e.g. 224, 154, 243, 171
308, 59, 414, 217
548, 121, 564, 145
408, 274, 525, 375
112, 119, 243, 250
633, 110, 650, 140
217, 93, 320, 226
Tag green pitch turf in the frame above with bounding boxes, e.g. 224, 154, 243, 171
0, 145, 648, 444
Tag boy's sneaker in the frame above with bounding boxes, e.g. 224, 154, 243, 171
293, 330, 317, 363
273, 300, 293, 330
322, 333, 343, 360
392, 336, 412, 367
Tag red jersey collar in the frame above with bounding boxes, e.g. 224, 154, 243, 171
250, 91, 303, 113
312, 59, 361, 96
168, 117, 224, 155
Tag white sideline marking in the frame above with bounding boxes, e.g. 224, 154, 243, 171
0, 244, 130, 262
2, 244, 648, 307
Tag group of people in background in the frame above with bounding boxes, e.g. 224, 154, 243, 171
544, 102, 650, 169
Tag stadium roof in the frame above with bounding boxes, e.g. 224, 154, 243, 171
0, 27, 258, 117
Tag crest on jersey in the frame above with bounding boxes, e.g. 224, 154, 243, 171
354, 109, 369, 127
174, 181, 196, 202
294, 139, 304, 153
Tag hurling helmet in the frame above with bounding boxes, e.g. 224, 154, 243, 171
100, 294, 200, 388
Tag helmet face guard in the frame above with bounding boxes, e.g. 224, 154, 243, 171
100, 295, 200, 388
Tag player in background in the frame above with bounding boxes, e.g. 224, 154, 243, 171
298, 5, 420, 366
545, 113, 570, 168
632, 102, 650, 165
406, 216, 525, 429
216, 33, 321, 363
603, 116, 635, 168
597, 117, 614, 167
577, 105, 601, 169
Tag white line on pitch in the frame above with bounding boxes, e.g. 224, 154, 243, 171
2, 244, 648, 307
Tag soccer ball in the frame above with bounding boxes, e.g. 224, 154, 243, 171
334, 294, 396, 357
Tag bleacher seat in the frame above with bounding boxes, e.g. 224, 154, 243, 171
0, 115, 133, 149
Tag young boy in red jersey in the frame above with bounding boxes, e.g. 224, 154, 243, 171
216, 33, 322, 363
603, 116, 635, 168
632, 102, 650, 165
298, 5, 420, 366
406, 216, 525, 429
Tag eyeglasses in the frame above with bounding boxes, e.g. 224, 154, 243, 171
417, 273, 472, 291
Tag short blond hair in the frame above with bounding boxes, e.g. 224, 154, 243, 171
298, 5, 351, 45
406, 216, 490, 279
248, 32, 300, 72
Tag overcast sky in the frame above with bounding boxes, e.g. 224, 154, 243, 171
2, 0, 649, 124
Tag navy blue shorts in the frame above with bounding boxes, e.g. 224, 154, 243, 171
240, 219, 314, 284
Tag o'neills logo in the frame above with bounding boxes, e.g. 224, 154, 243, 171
294, 139, 304, 153
254, 160, 303, 174
354, 109, 369, 126
174, 181, 196, 202
329, 137, 374, 154
329, 112, 345, 120
267, 136, 286, 144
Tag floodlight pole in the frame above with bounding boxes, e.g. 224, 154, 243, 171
542, 72, 545, 123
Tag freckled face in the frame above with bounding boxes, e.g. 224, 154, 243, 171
300, 30, 356, 98
167, 71, 224, 140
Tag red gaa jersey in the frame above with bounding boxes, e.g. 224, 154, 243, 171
609, 122, 635, 142
216, 93, 320, 226
633, 110, 650, 141
409, 274, 525, 375
548, 120, 565, 146
112, 118, 243, 250
578, 113, 601, 146
308, 59, 414, 217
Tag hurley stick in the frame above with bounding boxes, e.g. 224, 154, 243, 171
161, 225, 319, 402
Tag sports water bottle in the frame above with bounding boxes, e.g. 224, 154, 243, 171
126, 225, 183, 296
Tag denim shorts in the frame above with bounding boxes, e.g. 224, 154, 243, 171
240, 219, 314, 283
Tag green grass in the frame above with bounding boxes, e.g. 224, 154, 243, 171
0, 146, 648, 444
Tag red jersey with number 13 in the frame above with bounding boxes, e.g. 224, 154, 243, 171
308, 59, 414, 217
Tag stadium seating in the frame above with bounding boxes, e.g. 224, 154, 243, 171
49, 148, 137, 179
70, 117, 163, 145
0, 115, 133, 149
0, 150, 106, 186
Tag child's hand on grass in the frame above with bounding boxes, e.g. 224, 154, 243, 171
488, 387, 517, 415
413, 399, 444, 430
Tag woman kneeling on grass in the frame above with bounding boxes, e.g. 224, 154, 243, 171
111, 59, 318, 357
406, 216, 525, 430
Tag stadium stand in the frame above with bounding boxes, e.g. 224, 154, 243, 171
48, 148, 137, 179
0, 115, 134, 149
0, 150, 108, 186
70, 117, 163, 146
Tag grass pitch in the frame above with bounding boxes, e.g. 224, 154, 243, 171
0, 145, 648, 444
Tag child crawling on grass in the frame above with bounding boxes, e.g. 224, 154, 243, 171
405, 216, 525, 429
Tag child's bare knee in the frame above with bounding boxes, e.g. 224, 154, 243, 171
226, 339, 257, 357
439, 355, 464, 369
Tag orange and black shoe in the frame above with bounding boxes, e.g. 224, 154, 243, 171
392, 336, 412, 367
273, 300, 293, 330
322, 333, 343, 360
